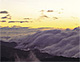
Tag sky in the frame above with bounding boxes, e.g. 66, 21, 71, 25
0, 0, 80, 29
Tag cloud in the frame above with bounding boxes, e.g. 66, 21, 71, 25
73, 27, 80, 31
0, 11, 8, 14
47, 10, 53, 12
41, 15, 49, 18
8, 21, 32, 23
8, 27, 80, 58
8, 21, 24, 23
24, 18, 32, 20
5, 14, 12, 19
8, 16, 11, 19
40, 10, 44, 12
53, 17, 58, 20
8, 18, 11, 19
1, 16, 7, 19
43, 15, 49, 18
58, 12, 63, 14
6, 14, 10, 16
0, 20, 6, 22
1, 14, 12, 19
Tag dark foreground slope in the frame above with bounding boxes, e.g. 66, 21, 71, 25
0, 41, 79, 62
1, 41, 40, 62
33, 49, 80, 62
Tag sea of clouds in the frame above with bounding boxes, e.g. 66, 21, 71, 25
8, 27, 80, 58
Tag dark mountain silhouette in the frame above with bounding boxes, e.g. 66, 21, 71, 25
1, 45, 79, 62
1, 41, 40, 62
1, 40, 79, 62
32, 49, 79, 62
0, 40, 17, 47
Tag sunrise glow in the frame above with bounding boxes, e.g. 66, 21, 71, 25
0, 0, 80, 29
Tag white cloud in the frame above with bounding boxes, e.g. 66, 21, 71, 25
9, 27, 80, 58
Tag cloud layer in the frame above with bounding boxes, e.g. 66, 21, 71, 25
0, 11, 8, 14
9, 27, 80, 58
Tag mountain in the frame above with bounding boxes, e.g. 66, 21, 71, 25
0, 40, 17, 47
1, 40, 40, 62
1, 41, 79, 62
